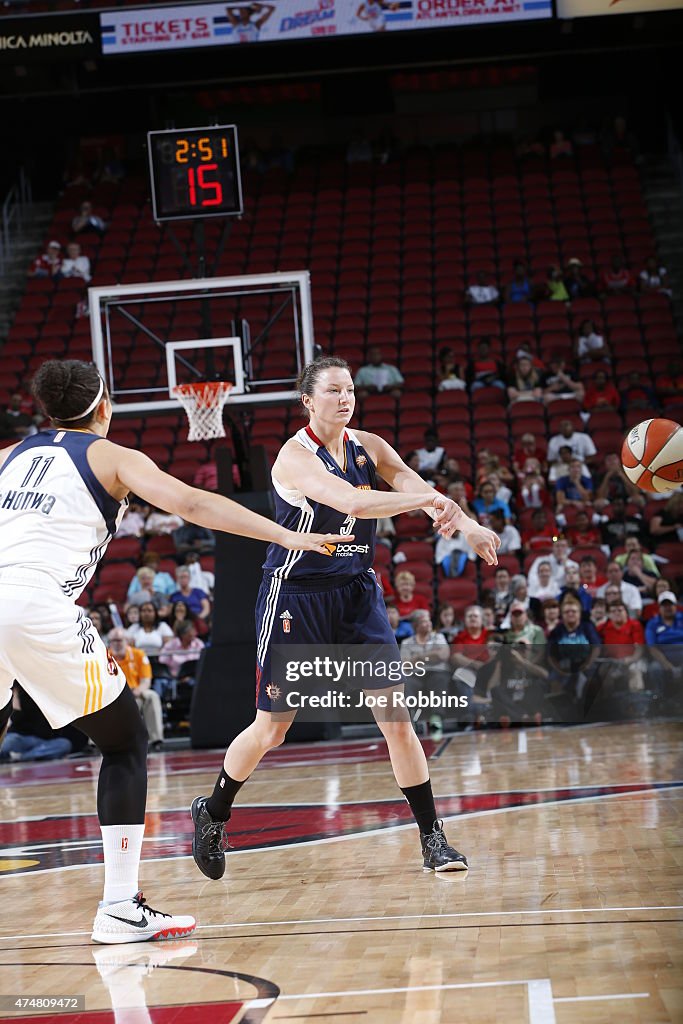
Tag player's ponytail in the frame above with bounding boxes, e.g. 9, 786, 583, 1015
32, 359, 107, 427
296, 356, 351, 417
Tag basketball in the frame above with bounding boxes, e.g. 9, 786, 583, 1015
621, 418, 683, 493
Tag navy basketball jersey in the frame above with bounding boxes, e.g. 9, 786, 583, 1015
262, 426, 377, 583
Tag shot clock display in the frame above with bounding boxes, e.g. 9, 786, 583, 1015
147, 125, 243, 222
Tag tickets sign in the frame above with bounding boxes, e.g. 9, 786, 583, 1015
100, 0, 553, 55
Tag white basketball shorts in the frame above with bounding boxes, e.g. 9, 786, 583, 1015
0, 570, 127, 728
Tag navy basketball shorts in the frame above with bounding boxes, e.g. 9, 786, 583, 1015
254, 570, 399, 712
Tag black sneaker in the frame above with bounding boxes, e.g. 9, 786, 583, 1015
420, 820, 468, 872
190, 796, 229, 880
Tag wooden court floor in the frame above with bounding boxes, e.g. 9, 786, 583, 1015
0, 720, 681, 1024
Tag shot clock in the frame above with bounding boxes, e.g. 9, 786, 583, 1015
147, 125, 243, 222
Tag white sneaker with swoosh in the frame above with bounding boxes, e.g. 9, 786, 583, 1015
91, 891, 196, 944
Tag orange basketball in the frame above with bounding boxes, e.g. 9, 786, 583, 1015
621, 418, 683, 493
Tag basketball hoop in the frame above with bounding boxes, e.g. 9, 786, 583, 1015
172, 381, 233, 441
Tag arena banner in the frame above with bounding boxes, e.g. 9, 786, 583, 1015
100, 0, 552, 55
558, 0, 683, 15
0, 13, 100, 61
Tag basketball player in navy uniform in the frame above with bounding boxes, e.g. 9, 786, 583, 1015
191, 357, 499, 878
0, 359, 349, 944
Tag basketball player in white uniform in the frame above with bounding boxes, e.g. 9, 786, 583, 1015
356, 0, 399, 32
0, 358, 350, 944
226, 2, 275, 42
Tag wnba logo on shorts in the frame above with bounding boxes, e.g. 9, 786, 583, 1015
121, 837, 128, 851
280, 610, 293, 634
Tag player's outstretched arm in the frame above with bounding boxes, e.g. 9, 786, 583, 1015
275, 440, 446, 519
109, 445, 348, 555
355, 430, 500, 566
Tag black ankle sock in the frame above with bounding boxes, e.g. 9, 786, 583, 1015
400, 779, 437, 835
206, 770, 246, 821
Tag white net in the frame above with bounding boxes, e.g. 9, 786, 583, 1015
172, 382, 233, 441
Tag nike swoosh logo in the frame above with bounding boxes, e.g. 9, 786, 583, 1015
106, 913, 149, 928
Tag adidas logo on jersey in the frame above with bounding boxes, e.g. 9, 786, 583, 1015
280, 610, 293, 634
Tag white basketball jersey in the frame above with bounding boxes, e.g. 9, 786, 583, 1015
0, 429, 126, 599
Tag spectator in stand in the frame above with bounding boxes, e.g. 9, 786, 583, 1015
435, 603, 459, 643
542, 354, 584, 406
0, 683, 87, 762
644, 591, 683, 672
60, 241, 91, 283
4, 394, 36, 439
567, 509, 601, 547
597, 561, 642, 618
499, 576, 530, 628
591, 597, 608, 630
183, 551, 215, 596
488, 508, 521, 555
519, 459, 552, 511
158, 621, 205, 680
529, 537, 576, 590
522, 508, 558, 554
544, 264, 570, 302
115, 498, 148, 538
555, 458, 594, 510
387, 604, 414, 642
513, 435, 547, 480
579, 556, 605, 599
170, 566, 211, 621
598, 601, 646, 691
472, 480, 512, 526
487, 470, 512, 508
505, 261, 533, 304
446, 480, 474, 515
547, 419, 597, 468
122, 606, 140, 637
504, 602, 546, 647
127, 552, 176, 601
126, 601, 174, 660
563, 258, 594, 300
475, 451, 515, 491
615, 537, 660, 578
394, 571, 430, 620
622, 549, 658, 601
469, 337, 505, 392
507, 355, 542, 405
529, 560, 561, 603
620, 370, 659, 414
168, 599, 207, 639
559, 562, 592, 615
451, 606, 490, 670
399, 610, 451, 692
576, 319, 610, 365
548, 592, 601, 700
436, 347, 467, 391
542, 598, 561, 635
650, 493, 683, 542
71, 200, 107, 238
549, 446, 581, 486
415, 429, 446, 478
108, 628, 164, 751
29, 239, 62, 279
376, 516, 396, 548
583, 369, 620, 412
354, 346, 404, 397
594, 455, 645, 512
549, 129, 573, 159
642, 581, 682, 623
600, 254, 635, 296
491, 566, 513, 621
124, 567, 164, 611
465, 270, 500, 307
145, 507, 184, 535
639, 256, 671, 297
193, 460, 218, 492
435, 529, 476, 578
173, 522, 215, 555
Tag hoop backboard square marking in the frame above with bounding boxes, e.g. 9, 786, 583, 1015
166, 337, 245, 396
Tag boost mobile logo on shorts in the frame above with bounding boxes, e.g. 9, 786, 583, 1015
280, 609, 293, 634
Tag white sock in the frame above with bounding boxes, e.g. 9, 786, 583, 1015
100, 824, 145, 903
